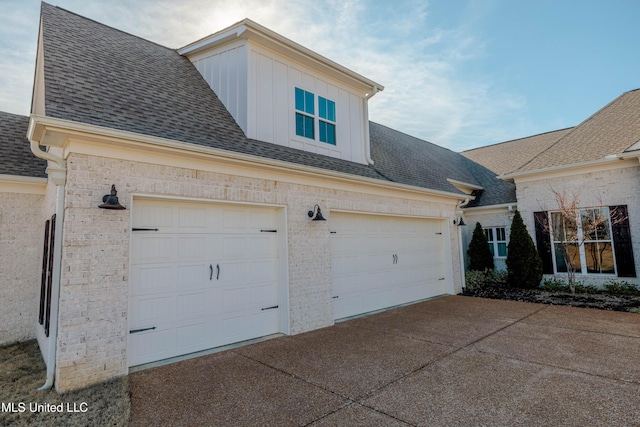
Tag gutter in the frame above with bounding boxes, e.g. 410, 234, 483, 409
363, 86, 380, 165
28, 116, 67, 391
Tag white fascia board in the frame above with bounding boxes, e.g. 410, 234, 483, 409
179, 19, 384, 95
29, 115, 466, 202
0, 174, 47, 194
446, 178, 483, 195
463, 203, 516, 214
499, 156, 634, 182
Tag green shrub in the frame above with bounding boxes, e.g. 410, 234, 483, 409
541, 279, 605, 294
540, 277, 569, 293
603, 280, 640, 296
506, 210, 543, 289
467, 222, 494, 271
573, 282, 599, 294
465, 270, 507, 291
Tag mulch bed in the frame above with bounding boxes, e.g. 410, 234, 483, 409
461, 287, 640, 312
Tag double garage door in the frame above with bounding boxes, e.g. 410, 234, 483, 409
330, 213, 447, 320
128, 202, 448, 366
128, 199, 282, 367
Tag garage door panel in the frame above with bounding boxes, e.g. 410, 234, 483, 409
175, 323, 208, 349
135, 236, 176, 263
176, 292, 207, 317
129, 199, 282, 367
132, 295, 174, 323
178, 237, 207, 261
131, 265, 175, 295
178, 206, 207, 228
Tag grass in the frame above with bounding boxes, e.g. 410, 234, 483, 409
0, 340, 130, 427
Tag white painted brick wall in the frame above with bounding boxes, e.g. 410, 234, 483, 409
515, 164, 640, 286
54, 153, 463, 391
0, 191, 44, 345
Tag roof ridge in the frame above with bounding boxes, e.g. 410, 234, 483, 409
42, 2, 177, 52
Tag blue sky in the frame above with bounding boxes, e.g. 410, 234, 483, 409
1, 0, 639, 151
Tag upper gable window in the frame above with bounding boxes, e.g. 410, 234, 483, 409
295, 88, 336, 145
318, 97, 336, 145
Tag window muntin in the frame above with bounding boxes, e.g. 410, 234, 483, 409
294, 88, 336, 145
550, 207, 615, 275
484, 227, 507, 258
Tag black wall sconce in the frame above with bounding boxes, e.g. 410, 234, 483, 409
453, 217, 466, 226
99, 184, 126, 210
308, 204, 326, 221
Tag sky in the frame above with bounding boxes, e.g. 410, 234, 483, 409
1, 0, 639, 152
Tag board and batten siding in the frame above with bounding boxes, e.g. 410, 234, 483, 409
190, 41, 367, 164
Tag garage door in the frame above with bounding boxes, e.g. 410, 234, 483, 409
128, 199, 282, 367
330, 213, 447, 319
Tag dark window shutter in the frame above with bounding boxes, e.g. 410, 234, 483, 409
39, 220, 51, 325
45, 214, 56, 337
610, 205, 636, 278
534, 211, 553, 274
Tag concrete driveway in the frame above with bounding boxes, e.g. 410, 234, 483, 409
130, 296, 640, 426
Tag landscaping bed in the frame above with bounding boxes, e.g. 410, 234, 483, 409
461, 271, 640, 313
461, 285, 640, 312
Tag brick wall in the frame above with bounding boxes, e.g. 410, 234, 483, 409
515, 164, 640, 286
54, 153, 462, 391
0, 191, 44, 345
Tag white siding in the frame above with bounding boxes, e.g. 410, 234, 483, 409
189, 41, 368, 164
192, 41, 248, 132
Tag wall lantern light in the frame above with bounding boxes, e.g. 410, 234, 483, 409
453, 217, 466, 226
99, 184, 126, 210
308, 204, 326, 221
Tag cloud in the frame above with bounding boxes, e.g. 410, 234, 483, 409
0, 0, 530, 150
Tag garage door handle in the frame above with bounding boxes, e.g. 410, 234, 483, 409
130, 326, 156, 334
209, 264, 213, 280
217, 264, 220, 280
261, 305, 278, 311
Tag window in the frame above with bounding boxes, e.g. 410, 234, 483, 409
295, 88, 314, 139
549, 207, 615, 275
295, 88, 336, 145
318, 96, 336, 145
484, 227, 507, 258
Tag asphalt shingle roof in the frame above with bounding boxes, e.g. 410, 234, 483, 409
0, 111, 47, 178
39, 3, 513, 206
461, 128, 573, 176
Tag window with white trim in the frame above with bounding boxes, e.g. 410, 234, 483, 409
484, 227, 507, 258
550, 207, 615, 275
295, 88, 336, 145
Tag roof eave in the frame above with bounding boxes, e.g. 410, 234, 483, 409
178, 19, 384, 94
499, 155, 634, 181
30, 114, 466, 202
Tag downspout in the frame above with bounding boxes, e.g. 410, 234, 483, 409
456, 197, 471, 290
28, 120, 67, 391
363, 86, 379, 165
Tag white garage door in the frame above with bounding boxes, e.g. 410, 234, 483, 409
128, 199, 282, 367
330, 213, 447, 320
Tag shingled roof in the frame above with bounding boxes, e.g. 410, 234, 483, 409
38, 3, 513, 205
515, 89, 640, 173
461, 127, 573, 176
0, 111, 46, 178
